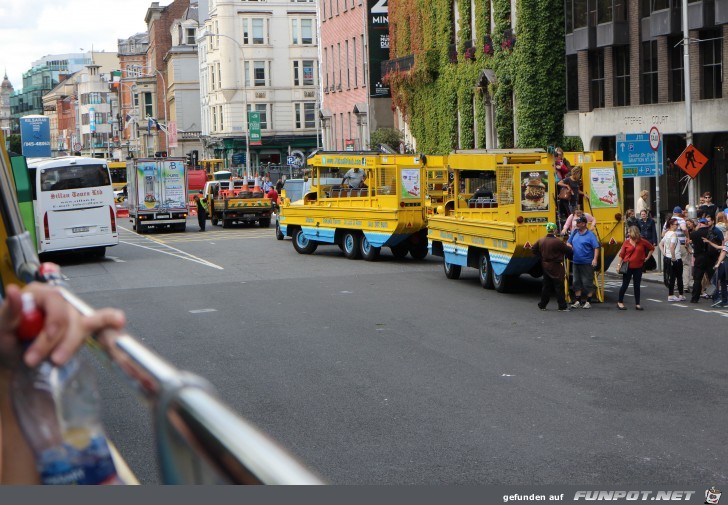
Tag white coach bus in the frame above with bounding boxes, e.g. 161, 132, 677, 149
27, 156, 119, 257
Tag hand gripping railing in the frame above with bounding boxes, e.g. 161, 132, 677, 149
0, 140, 323, 485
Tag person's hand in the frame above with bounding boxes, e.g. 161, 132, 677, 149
0, 283, 125, 368
591, 258, 598, 267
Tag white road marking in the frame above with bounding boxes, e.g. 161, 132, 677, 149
118, 225, 224, 270
106, 256, 126, 263
501, 374, 514, 377
623, 293, 634, 297
694, 309, 713, 314
646, 299, 662, 303
674, 304, 688, 307
189, 309, 218, 314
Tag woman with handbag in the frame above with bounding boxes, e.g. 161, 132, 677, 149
616, 226, 655, 310
660, 218, 685, 302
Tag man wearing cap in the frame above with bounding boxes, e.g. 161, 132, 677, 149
532, 223, 573, 311
688, 217, 713, 302
567, 216, 600, 309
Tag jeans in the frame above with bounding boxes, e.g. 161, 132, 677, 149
713, 262, 728, 303
619, 268, 643, 305
667, 258, 684, 296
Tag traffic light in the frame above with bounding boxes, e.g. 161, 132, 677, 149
186, 152, 193, 167
192, 150, 199, 168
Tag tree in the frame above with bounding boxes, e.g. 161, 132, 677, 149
8, 134, 21, 155
369, 128, 404, 152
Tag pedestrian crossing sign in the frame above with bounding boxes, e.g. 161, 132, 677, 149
674, 144, 708, 179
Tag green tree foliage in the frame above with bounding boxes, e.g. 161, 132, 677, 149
8, 134, 21, 154
370, 128, 404, 151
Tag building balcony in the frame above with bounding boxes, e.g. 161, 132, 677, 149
687, 0, 715, 29
717, 0, 728, 23
648, 7, 682, 38
597, 21, 629, 47
382, 54, 415, 77
566, 27, 596, 54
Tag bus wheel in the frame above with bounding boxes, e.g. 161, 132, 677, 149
136, 219, 146, 234
360, 235, 380, 261
391, 243, 408, 259
259, 218, 271, 228
222, 218, 232, 229
443, 259, 461, 279
493, 272, 512, 293
409, 242, 428, 260
478, 251, 494, 290
275, 220, 284, 240
293, 229, 317, 254
211, 216, 218, 226
343, 231, 362, 259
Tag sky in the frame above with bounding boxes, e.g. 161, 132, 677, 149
0, 0, 172, 91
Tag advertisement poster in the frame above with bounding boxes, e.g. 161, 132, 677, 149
400, 168, 420, 199
367, 0, 390, 98
137, 161, 159, 210
589, 167, 619, 208
162, 160, 186, 208
520, 170, 549, 212
20, 115, 52, 158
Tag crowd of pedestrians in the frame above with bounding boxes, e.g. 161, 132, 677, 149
535, 170, 728, 310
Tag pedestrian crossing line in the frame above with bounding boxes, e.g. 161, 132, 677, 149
646, 299, 662, 303
673, 304, 688, 308
117, 225, 224, 270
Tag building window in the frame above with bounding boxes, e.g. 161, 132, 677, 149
614, 45, 630, 106
589, 48, 605, 109
219, 106, 224, 130
291, 18, 315, 45
701, 30, 722, 99
293, 60, 316, 86
294, 102, 316, 129
361, 34, 367, 86
243, 18, 269, 45
653, 0, 669, 11
353, 37, 358, 87
337, 43, 342, 88
144, 92, 154, 118
345, 40, 350, 88
597, 0, 612, 23
211, 107, 217, 132
245, 61, 268, 87
186, 28, 196, 45
247, 103, 270, 129
641, 40, 658, 104
574, 0, 588, 29
669, 35, 684, 102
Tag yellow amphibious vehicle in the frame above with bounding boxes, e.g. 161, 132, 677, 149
278, 151, 429, 261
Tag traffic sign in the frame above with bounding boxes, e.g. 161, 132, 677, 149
649, 126, 660, 151
616, 133, 663, 178
74, 143, 82, 151
674, 144, 708, 179
286, 155, 296, 166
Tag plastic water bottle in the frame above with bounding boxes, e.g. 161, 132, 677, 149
11, 292, 122, 485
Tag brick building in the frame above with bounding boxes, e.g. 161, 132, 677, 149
319, 0, 394, 151
565, 0, 728, 214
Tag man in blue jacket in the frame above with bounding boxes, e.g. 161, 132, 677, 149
567, 216, 600, 309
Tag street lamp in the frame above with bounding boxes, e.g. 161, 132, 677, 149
117, 67, 169, 154
203, 32, 251, 178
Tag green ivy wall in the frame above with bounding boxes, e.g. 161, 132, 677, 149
387, 0, 566, 155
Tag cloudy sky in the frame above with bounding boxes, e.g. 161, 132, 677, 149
0, 0, 171, 91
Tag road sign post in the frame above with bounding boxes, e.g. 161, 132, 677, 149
649, 126, 662, 273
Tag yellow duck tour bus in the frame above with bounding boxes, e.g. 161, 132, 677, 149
278, 151, 429, 261
427, 149, 624, 298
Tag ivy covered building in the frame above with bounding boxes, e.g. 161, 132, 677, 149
386, 0, 728, 213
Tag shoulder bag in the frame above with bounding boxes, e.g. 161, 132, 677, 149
558, 185, 573, 201
618, 244, 633, 275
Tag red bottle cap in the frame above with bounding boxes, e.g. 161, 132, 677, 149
16, 293, 45, 342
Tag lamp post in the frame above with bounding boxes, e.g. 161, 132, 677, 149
204, 32, 251, 178
118, 67, 169, 155
681, 0, 697, 218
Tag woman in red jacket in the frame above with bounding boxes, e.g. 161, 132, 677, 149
616, 226, 656, 310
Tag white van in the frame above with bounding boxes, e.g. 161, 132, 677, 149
27, 157, 119, 257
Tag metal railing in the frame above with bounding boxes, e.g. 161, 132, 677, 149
0, 139, 323, 485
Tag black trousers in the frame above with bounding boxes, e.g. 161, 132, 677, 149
619, 268, 643, 305
691, 261, 711, 302
197, 209, 207, 231
539, 274, 567, 310
667, 258, 683, 296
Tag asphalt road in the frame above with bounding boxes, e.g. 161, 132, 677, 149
52, 217, 728, 485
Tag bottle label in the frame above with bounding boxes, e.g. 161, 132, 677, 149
77, 436, 120, 485
37, 449, 85, 485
